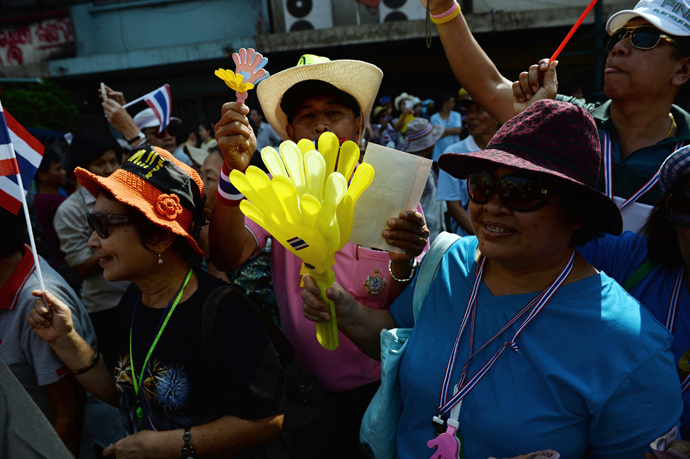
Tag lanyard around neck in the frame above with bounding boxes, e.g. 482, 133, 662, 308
437, 251, 575, 415
129, 267, 193, 422
664, 267, 690, 395
601, 131, 684, 209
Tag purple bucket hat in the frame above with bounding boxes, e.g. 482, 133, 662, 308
438, 98, 622, 235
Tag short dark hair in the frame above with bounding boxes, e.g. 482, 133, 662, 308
69, 129, 122, 170
250, 106, 264, 117
642, 179, 684, 270
0, 207, 27, 257
37, 147, 61, 174
281, 80, 360, 123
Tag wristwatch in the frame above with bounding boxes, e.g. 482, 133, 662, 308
127, 131, 146, 144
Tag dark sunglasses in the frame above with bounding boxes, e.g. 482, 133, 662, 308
666, 189, 690, 228
466, 169, 550, 212
607, 26, 678, 52
86, 213, 131, 238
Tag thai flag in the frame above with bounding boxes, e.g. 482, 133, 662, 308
0, 101, 44, 215
144, 84, 172, 134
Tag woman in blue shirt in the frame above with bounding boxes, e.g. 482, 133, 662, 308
579, 145, 690, 440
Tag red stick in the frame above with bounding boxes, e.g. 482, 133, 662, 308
549, 0, 600, 63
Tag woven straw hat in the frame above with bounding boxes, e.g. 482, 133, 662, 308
257, 54, 383, 141
75, 146, 205, 255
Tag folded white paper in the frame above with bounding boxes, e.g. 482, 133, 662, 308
349, 143, 432, 252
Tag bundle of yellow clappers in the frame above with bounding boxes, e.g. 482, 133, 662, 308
229, 132, 375, 350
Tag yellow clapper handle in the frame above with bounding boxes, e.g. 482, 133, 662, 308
309, 171, 347, 350
307, 267, 338, 350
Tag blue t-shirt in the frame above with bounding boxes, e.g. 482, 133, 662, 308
579, 231, 690, 439
430, 111, 463, 162
391, 236, 681, 458
436, 136, 478, 236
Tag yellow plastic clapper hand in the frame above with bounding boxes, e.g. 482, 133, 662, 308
304, 151, 326, 200
231, 168, 331, 272
280, 141, 307, 196
260, 146, 288, 178
336, 140, 360, 181
336, 163, 375, 248
230, 132, 375, 350
318, 132, 339, 177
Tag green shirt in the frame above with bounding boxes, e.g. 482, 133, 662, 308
557, 95, 690, 205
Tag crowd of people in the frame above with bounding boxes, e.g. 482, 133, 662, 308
3, 0, 690, 457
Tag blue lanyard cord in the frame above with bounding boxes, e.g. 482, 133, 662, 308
129, 267, 193, 428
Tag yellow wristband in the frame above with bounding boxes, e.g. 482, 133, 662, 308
71, 348, 99, 375
431, 5, 461, 24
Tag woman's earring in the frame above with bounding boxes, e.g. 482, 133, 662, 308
158, 251, 163, 265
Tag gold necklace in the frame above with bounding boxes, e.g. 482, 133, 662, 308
666, 112, 677, 138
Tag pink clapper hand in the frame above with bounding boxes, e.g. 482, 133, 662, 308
428, 398, 463, 459
427, 423, 461, 459
232, 48, 270, 103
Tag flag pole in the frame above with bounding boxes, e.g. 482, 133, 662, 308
15, 155, 47, 295
122, 95, 146, 109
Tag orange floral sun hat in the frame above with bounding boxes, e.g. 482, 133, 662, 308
75, 145, 205, 255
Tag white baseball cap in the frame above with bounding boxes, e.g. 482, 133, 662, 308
133, 108, 181, 130
607, 0, 690, 36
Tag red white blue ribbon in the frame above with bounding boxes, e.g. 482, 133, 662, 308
664, 268, 690, 395
401, 123, 433, 151
437, 251, 575, 415
217, 162, 245, 206
601, 131, 683, 209
665, 267, 684, 333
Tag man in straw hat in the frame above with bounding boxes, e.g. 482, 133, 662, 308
421, 0, 690, 231
209, 54, 429, 456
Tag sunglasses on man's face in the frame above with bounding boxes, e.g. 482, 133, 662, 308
86, 213, 131, 239
607, 26, 678, 52
466, 169, 550, 212
666, 189, 690, 228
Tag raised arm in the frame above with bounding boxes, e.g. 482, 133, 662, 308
209, 102, 259, 271
423, 0, 515, 123
422, 1, 558, 122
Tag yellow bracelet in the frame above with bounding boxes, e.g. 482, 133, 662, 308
431, 4, 461, 24
71, 348, 99, 375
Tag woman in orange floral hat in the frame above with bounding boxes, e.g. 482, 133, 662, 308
28, 145, 285, 458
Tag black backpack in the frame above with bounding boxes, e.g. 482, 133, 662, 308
201, 285, 340, 458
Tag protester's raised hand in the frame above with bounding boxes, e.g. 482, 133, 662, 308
302, 277, 355, 324
27, 290, 75, 344
215, 102, 257, 171
102, 98, 138, 137
384, 210, 429, 262
512, 59, 558, 115
101, 84, 127, 106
